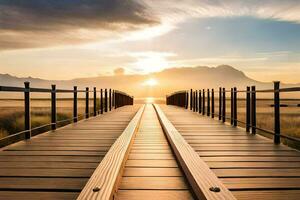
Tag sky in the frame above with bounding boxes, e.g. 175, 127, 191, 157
0, 0, 300, 83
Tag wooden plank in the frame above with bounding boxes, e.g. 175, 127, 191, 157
232, 190, 300, 200
119, 177, 188, 190
0, 155, 102, 162
0, 177, 87, 191
116, 190, 193, 200
0, 168, 93, 177
128, 153, 174, 160
0, 161, 98, 169
0, 191, 79, 200
125, 159, 178, 167
197, 151, 300, 156
221, 178, 300, 189
202, 156, 300, 162
154, 104, 236, 200
0, 151, 106, 156
77, 105, 145, 200
123, 168, 182, 177
5, 146, 111, 151
207, 161, 300, 169
192, 146, 290, 151
213, 169, 300, 177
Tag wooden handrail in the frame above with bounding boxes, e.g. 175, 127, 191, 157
0, 82, 134, 148
154, 104, 236, 200
166, 81, 300, 145
77, 105, 145, 200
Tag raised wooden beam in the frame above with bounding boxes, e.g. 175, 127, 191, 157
154, 104, 236, 200
77, 105, 145, 200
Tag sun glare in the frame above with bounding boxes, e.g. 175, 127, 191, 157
143, 78, 158, 87
146, 97, 155, 104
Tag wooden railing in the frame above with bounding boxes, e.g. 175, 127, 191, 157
166, 82, 300, 146
0, 82, 134, 147
166, 90, 189, 109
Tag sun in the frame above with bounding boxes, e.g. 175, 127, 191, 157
143, 78, 158, 87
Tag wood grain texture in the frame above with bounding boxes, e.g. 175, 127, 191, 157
115, 104, 194, 200
77, 105, 145, 200
160, 105, 300, 200
116, 190, 193, 200
154, 104, 236, 200
0, 105, 140, 200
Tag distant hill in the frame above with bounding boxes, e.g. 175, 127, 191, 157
0, 65, 298, 98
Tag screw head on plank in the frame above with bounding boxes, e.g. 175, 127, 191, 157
209, 186, 221, 192
93, 187, 101, 192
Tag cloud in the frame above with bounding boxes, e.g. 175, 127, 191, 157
113, 67, 125, 76
142, 0, 300, 24
0, 0, 157, 50
2, 0, 300, 51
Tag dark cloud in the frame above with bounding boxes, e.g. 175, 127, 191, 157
0, 0, 157, 50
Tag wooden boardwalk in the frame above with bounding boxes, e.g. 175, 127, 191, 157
116, 105, 194, 200
0, 105, 140, 200
1, 103, 299, 200
160, 105, 300, 200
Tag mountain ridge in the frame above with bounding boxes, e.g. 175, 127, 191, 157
0, 65, 298, 97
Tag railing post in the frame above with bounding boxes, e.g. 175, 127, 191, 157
193, 91, 196, 112
112, 90, 115, 108
219, 87, 222, 120
211, 89, 214, 118
202, 89, 205, 115
246, 86, 250, 132
115, 91, 118, 109
105, 89, 108, 112
93, 87, 97, 116
251, 86, 256, 134
222, 88, 226, 123
24, 82, 31, 139
166, 95, 169, 105
109, 89, 112, 111
100, 89, 103, 114
230, 88, 233, 125
51, 84, 57, 130
85, 87, 89, 118
207, 89, 210, 116
274, 81, 281, 144
190, 89, 193, 110
233, 87, 237, 127
185, 91, 188, 109
73, 86, 78, 123
199, 90, 202, 114
195, 90, 198, 112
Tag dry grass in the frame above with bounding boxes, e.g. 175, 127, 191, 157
0, 99, 81, 138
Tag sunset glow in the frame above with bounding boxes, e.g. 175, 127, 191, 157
143, 78, 158, 87
145, 97, 155, 103
0, 1, 300, 83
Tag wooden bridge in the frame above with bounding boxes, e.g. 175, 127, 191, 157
0, 83, 300, 200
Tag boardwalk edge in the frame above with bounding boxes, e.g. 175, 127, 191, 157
77, 105, 145, 200
153, 104, 236, 200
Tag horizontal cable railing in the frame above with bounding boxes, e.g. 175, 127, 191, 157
0, 82, 134, 147
166, 81, 300, 146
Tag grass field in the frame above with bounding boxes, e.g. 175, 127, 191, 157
0, 98, 92, 138
214, 98, 300, 149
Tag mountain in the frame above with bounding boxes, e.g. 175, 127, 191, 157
0, 65, 298, 98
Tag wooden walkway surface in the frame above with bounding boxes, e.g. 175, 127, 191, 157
115, 104, 194, 200
0, 105, 140, 200
159, 105, 300, 200
1, 103, 299, 200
